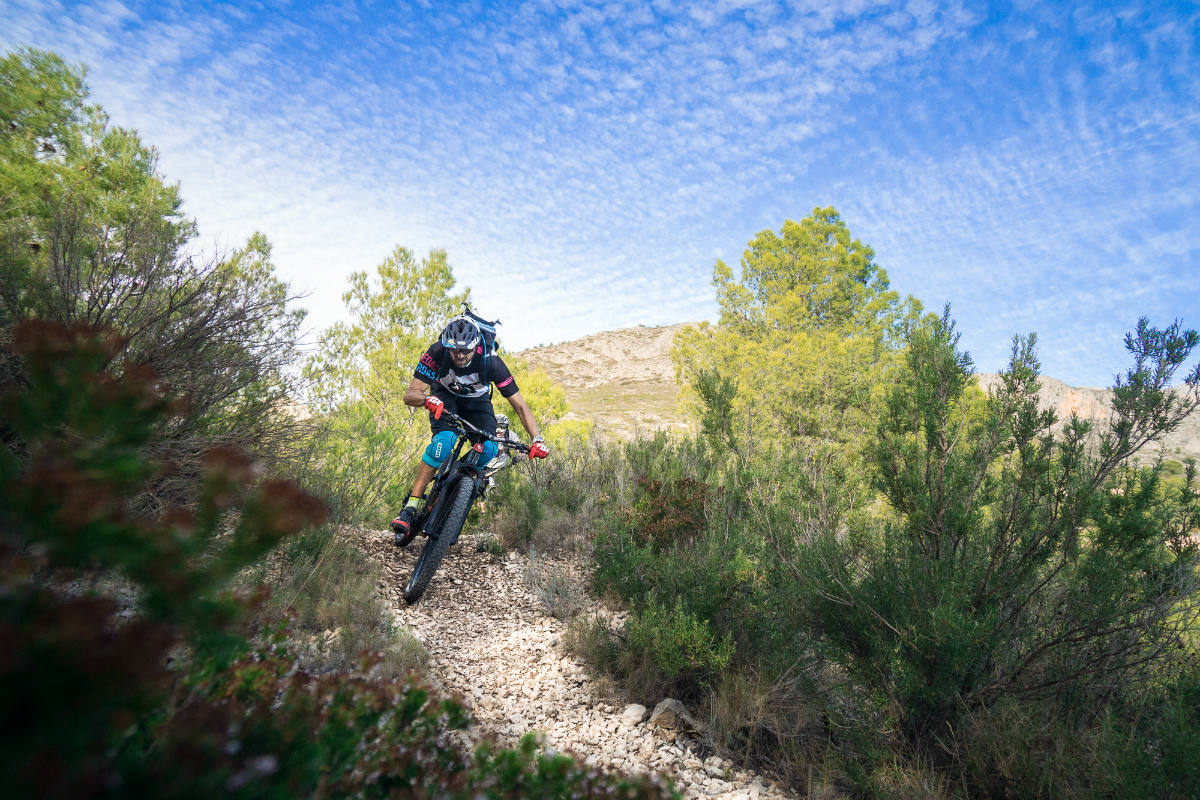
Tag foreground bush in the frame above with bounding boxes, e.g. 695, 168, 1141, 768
0, 320, 678, 799
1, 49, 306, 507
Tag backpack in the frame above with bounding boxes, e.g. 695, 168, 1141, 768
461, 304, 500, 358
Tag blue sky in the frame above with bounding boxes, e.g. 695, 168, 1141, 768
3, 0, 1198, 387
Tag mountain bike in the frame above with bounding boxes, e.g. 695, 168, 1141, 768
398, 409, 533, 605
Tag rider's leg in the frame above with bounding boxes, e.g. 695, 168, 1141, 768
421, 429, 458, 468
410, 460, 436, 498
478, 439, 498, 466
392, 429, 456, 542
409, 429, 457, 502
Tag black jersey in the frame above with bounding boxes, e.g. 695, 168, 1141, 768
413, 341, 519, 399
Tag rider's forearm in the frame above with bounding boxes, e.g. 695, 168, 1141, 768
404, 385, 429, 407
516, 405, 541, 440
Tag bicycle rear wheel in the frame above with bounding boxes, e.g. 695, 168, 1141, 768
403, 477, 475, 605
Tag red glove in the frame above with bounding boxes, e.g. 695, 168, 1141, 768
529, 436, 549, 459
424, 395, 444, 420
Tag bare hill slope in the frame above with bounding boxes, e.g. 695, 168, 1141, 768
520, 324, 1200, 462
518, 324, 695, 440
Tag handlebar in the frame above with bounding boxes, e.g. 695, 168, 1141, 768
435, 406, 531, 453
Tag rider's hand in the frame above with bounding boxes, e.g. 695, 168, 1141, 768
529, 435, 549, 459
424, 395, 444, 420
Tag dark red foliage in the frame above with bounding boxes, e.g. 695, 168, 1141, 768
627, 477, 712, 551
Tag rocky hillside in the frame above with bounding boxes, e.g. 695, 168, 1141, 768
518, 323, 695, 440
521, 324, 1200, 462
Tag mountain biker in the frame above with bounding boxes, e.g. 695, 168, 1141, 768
391, 314, 550, 545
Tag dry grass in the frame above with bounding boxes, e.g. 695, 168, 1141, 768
563, 614, 623, 693
524, 553, 590, 620
864, 761, 957, 800
254, 525, 428, 677
531, 507, 593, 558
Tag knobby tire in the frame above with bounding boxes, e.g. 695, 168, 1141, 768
403, 477, 474, 605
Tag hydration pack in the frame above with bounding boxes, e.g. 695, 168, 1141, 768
462, 304, 500, 358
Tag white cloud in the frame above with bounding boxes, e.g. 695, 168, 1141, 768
2, 0, 1196, 385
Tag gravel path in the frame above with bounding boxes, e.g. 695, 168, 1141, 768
345, 526, 800, 800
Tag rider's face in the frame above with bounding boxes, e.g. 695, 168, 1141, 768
449, 347, 474, 367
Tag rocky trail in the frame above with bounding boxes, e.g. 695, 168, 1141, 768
344, 526, 801, 800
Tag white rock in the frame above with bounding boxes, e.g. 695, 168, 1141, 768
620, 704, 648, 726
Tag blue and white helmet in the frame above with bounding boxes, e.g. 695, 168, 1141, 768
441, 316, 481, 351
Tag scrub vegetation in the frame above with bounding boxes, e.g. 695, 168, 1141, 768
539, 215, 1200, 798
0, 49, 674, 799
4, 46, 1199, 800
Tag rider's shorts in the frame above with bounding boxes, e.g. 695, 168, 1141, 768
425, 391, 498, 467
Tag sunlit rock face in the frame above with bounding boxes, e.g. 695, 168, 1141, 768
517, 323, 695, 441
976, 373, 1200, 464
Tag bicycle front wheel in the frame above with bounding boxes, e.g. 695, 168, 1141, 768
403, 478, 475, 605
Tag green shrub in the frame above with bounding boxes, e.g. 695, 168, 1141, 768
585, 311, 1200, 798
624, 599, 734, 700
593, 467, 776, 634
625, 476, 710, 551
793, 312, 1200, 792
621, 431, 719, 490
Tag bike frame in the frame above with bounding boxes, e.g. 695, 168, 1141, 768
410, 408, 529, 541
